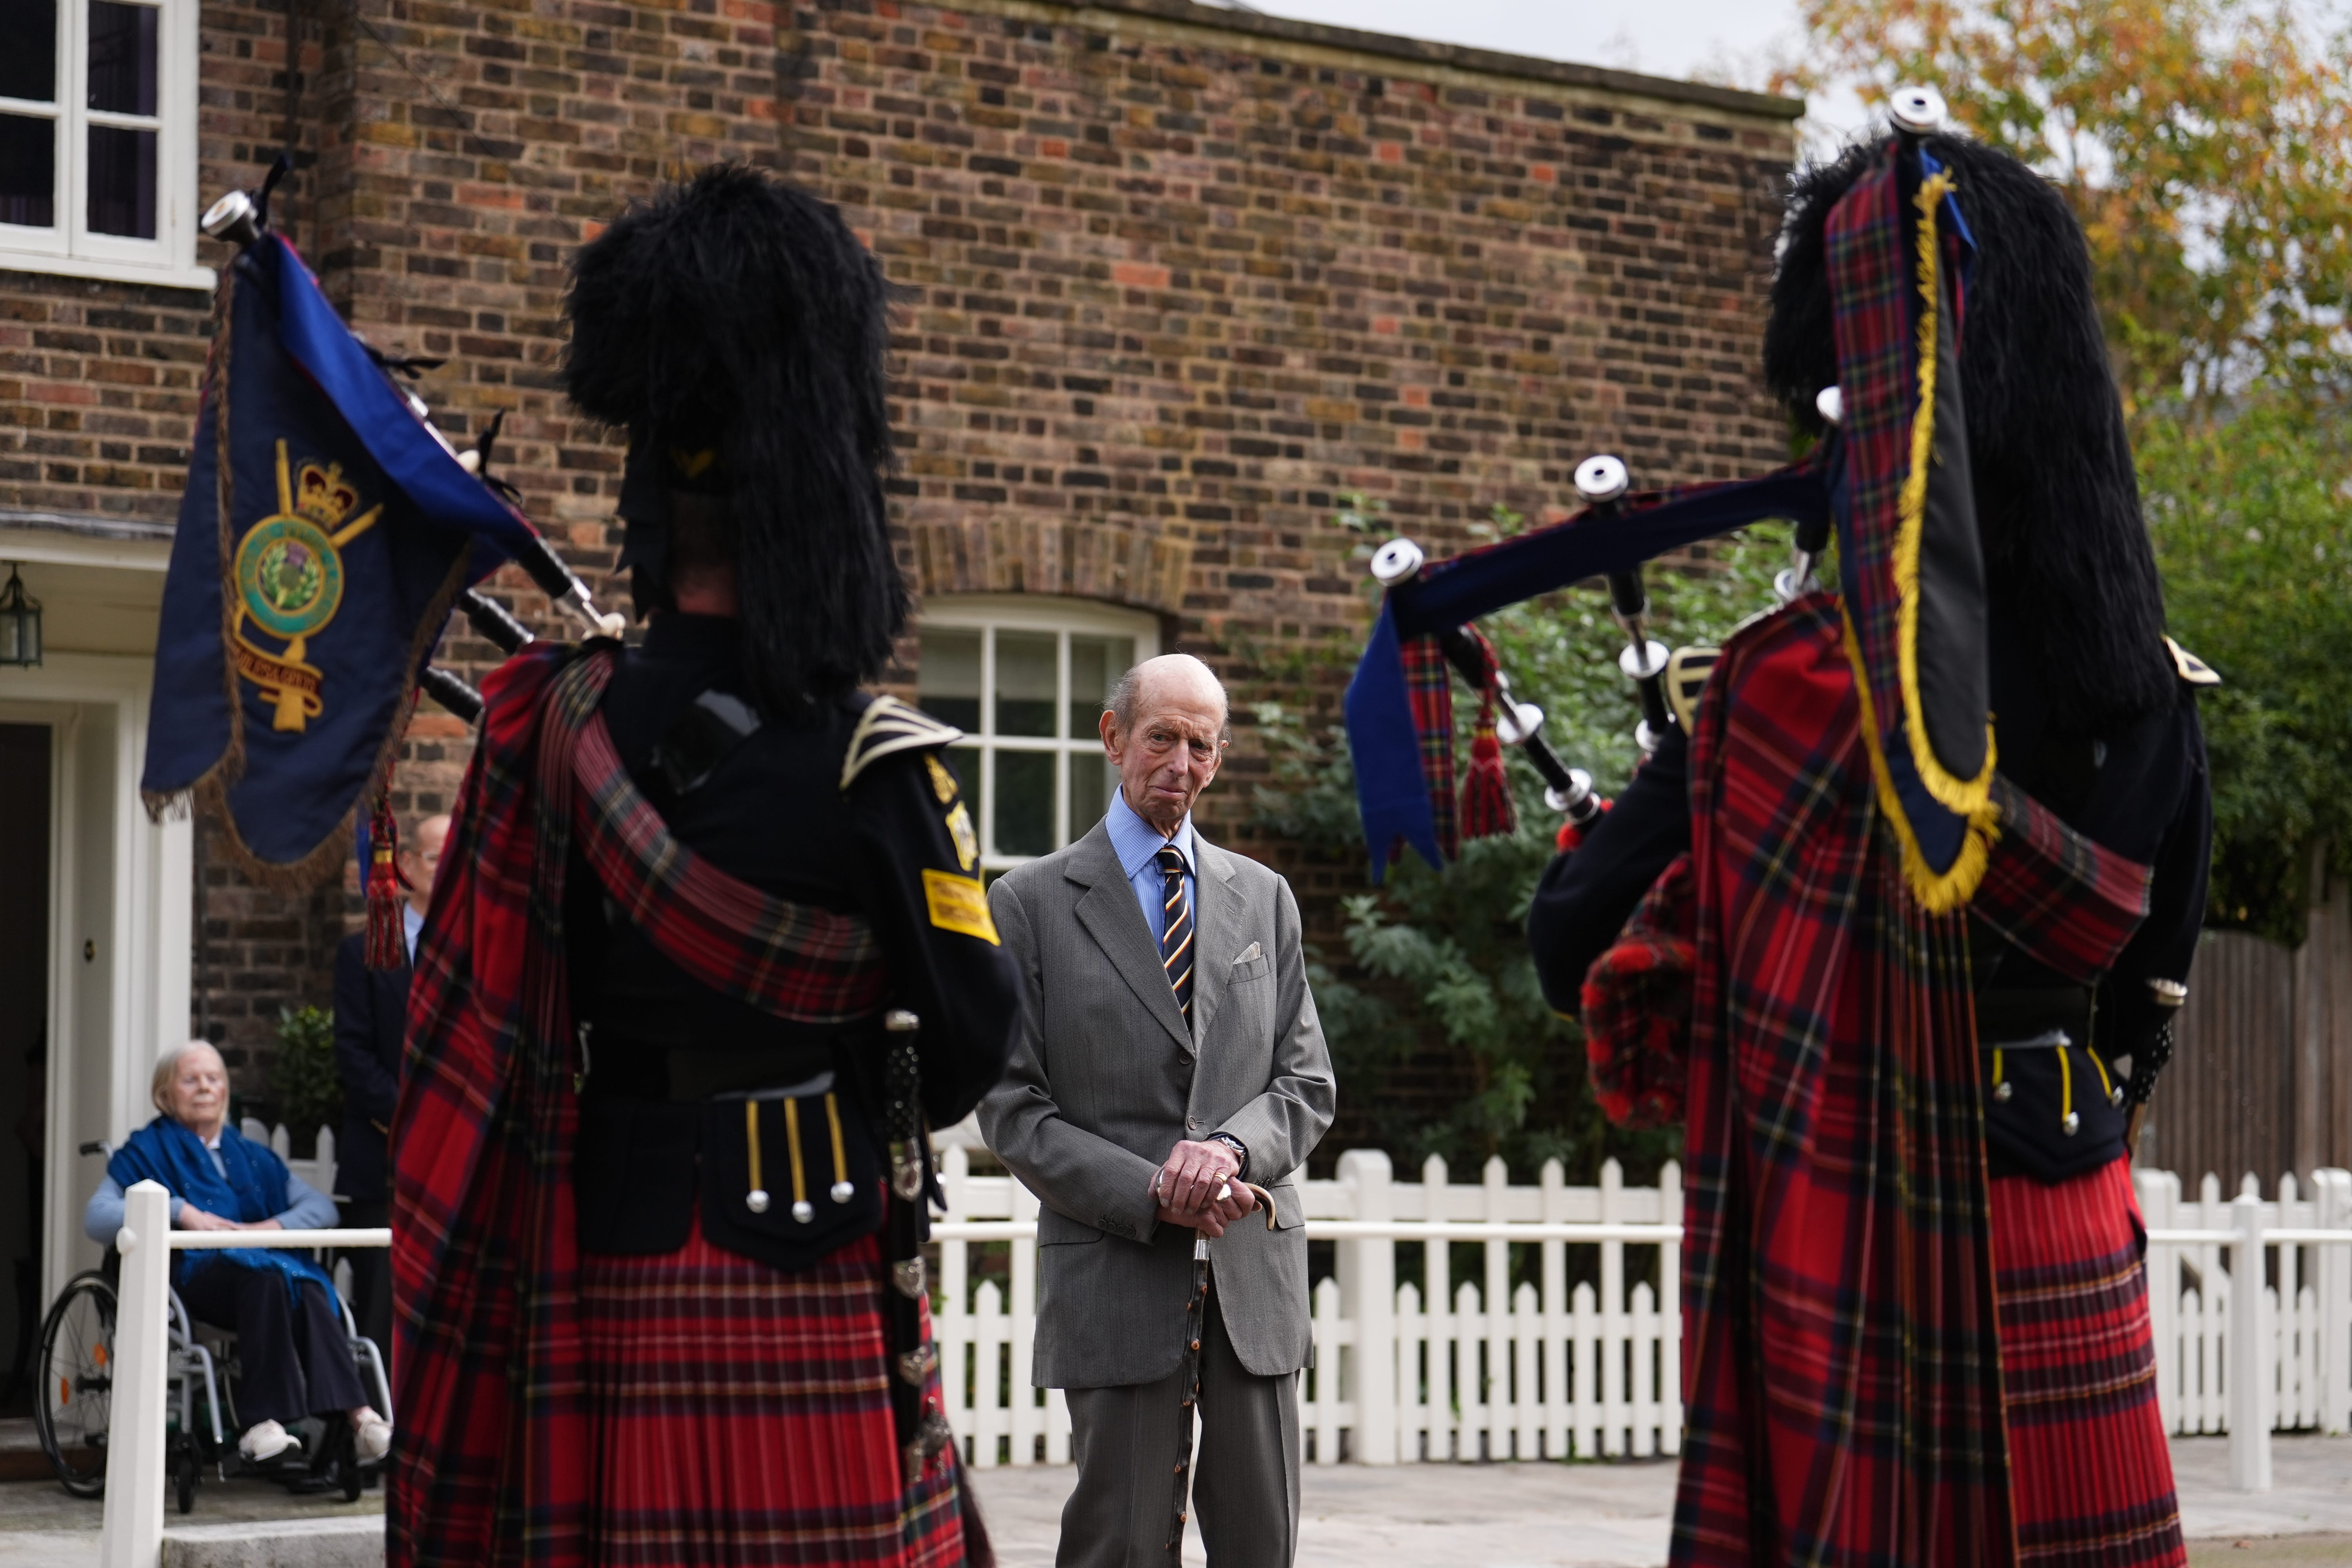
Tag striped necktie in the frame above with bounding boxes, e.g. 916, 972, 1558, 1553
1155, 845, 1194, 1024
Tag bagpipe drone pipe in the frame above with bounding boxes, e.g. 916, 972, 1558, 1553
139, 158, 627, 961
1342, 450, 1837, 884
1345, 85, 1996, 899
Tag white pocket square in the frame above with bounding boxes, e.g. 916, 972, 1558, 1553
1234, 942, 1262, 965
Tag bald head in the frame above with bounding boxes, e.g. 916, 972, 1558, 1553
1107, 654, 1229, 742
1100, 655, 1231, 835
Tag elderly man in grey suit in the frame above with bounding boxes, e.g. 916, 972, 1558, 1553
980, 652, 1335, 1568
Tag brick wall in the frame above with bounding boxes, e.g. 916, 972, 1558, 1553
6, 0, 1800, 1104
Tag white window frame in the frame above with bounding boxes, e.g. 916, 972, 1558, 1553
0, 0, 212, 290
915, 595, 1160, 870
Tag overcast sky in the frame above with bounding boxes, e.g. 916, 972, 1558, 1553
1229, 0, 1826, 107
1227, 0, 2352, 146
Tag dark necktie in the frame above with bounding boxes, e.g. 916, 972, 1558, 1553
1156, 845, 1193, 1024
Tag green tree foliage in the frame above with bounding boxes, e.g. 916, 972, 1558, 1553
2140, 405, 2352, 942
1252, 503, 1797, 1178
269, 1005, 342, 1154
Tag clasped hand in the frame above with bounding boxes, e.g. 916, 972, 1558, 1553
1150, 1138, 1258, 1239
176, 1205, 281, 1233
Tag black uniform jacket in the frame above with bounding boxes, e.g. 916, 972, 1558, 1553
1528, 613, 2212, 1183
564, 613, 1022, 1255
332, 930, 410, 1203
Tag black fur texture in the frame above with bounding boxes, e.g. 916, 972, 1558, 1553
1765, 136, 2176, 733
564, 165, 907, 715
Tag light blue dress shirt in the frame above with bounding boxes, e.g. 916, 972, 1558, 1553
404, 902, 423, 964
1104, 790, 1196, 947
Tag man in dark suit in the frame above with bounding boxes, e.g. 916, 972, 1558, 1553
332, 813, 446, 1353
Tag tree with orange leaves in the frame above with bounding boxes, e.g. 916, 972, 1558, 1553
1778, 0, 2352, 413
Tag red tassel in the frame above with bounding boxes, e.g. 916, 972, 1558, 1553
364, 794, 406, 971
1459, 689, 1517, 842
1555, 796, 1613, 854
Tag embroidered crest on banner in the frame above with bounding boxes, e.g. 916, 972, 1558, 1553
231, 439, 383, 732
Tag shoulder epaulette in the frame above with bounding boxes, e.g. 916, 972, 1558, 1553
840, 695, 964, 791
1665, 646, 1720, 732
2165, 636, 2221, 687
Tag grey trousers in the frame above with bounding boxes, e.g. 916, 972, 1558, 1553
1056, 1282, 1302, 1568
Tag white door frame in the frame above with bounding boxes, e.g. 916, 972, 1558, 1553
0, 652, 192, 1300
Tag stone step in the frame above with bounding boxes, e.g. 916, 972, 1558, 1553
162, 1516, 382, 1568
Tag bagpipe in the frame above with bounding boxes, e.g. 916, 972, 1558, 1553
1343, 440, 1838, 882
1345, 86, 1996, 913
140, 158, 625, 962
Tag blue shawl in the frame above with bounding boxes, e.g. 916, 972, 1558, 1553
108, 1117, 334, 1296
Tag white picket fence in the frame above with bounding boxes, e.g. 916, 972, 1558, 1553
240, 1117, 338, 1197
2137, 1166, 2352, 1488
227, 1121, 2352, 1482
935, 1146, 1686, 1468
932, 1147, 2352, 1486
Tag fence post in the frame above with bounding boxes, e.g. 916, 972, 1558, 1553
2229, 1192, 2273, 1492
1335, 1149, 1396, 1463
100, 1180, 172, 1568
2318, 1169, 2352, 1437
1007, 1176, 1039, 1466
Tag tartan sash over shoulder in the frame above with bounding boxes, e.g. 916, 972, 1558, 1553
1673, 595, 2155, 1568
388, 643, 890, 1568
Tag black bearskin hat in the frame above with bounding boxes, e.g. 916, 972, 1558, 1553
1765, 135, 2176, 733
563, 165, 907, 716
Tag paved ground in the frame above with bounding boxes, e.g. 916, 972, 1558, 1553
0, 1437, 2343, 1567
967, 1437, 2352, 1568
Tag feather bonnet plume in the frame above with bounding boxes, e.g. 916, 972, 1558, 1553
563, 165, 907, 716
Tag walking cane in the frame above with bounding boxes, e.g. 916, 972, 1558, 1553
1163, 1178, 1280, 1565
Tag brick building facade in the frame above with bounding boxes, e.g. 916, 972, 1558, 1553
0, 0, 1799, 1112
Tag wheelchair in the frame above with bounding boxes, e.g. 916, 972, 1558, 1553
32, 1141, 393, 1512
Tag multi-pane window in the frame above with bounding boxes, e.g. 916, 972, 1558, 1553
916, 597, 1159, 869
0, 0, 203, 286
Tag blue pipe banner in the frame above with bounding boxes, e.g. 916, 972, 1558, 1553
1344, 457, 1833, 884
140, 233, 544, 887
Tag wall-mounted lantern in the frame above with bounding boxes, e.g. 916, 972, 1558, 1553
0, 563, 43, 667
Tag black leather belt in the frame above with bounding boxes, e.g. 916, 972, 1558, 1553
1974, 985, 2092, 1049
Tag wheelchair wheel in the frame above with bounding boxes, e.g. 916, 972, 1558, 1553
34, 1271, 115, 1497
173, 1433, 197, 1514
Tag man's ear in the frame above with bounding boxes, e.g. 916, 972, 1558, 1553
1098, 707, 1122, 760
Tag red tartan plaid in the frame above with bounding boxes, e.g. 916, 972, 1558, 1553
1976, 777, 2153, 984
1992, 1160, 2185, 1568
1581, 854, 1694, 1129
1675, 595, 2013, 1568
581, 1217, 967, 1568
557, 653, 888, 1024
389, 644, 924, 1568
1401, 632, 1458, 863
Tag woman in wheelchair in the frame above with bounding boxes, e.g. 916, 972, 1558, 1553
83, 1041, 393, 1468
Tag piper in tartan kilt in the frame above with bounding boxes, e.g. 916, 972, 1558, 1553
388, 166, 1019, 1568
1529, 127, 2212, 1567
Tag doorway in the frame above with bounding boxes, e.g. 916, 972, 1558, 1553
0, 722, 51, 1415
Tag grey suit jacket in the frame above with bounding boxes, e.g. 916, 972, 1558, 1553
978, 818, 1336, 1389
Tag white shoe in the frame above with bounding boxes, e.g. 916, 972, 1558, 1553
353, 1413, 392, 1465
238, 1419, 302, 1463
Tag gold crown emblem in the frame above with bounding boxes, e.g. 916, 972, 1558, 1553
294, 461, 363, 530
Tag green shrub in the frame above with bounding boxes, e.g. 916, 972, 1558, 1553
270, 1004, 342, 1156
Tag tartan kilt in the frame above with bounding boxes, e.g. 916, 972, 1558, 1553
579, 1215, 966, 1568
1991, 1158, 2186, 1568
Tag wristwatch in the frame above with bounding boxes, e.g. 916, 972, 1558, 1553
1207, 1132, 1249, 1180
